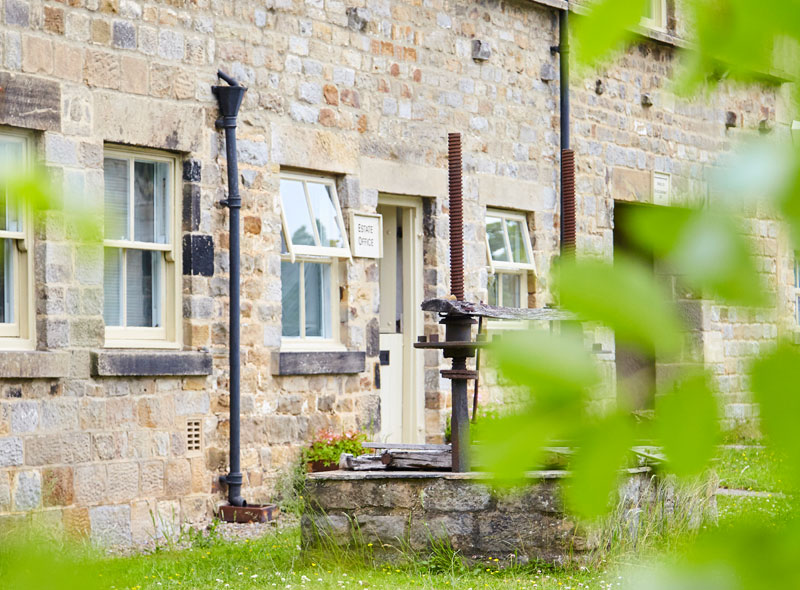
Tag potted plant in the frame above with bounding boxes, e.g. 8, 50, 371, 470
303, 429, 367, 472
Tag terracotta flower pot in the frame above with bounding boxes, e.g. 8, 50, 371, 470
306, 460, 339, 473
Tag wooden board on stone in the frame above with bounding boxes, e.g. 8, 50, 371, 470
339, 453, 386, 471
381, 449, 452, 470
420, 299, 574, 321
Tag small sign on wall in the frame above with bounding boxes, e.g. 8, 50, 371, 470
652, 172, 671, 206
350, 212, 383, 258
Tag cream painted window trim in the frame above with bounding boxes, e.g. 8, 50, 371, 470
486, 270, 531, 331
279, 255, 342, 350
485, 208, 536, 274
640, 0, 667, 32
279, 171, 351, 262
102, 146, 181, 349
0, 128, 35, 351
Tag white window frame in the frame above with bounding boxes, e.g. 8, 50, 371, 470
641, 0, 667, 32
103, 146, 181, 349
485, 208, 535, 330
794, 255, 800, 327
0, 128, 34, 350
279, 171, 350, 351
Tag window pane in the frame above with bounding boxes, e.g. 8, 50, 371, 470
1, 239, 13, 323
104, 158, 129, 240
501, 273, 521, 308
103, 247, 123, 326
307, 182, 344, 248
486, 216, 508, 262
487, 274, 498, 307
0, 140, 23, 232
280, 179, 316, 246
304, 262, 331, 338
506, 219, 529, 264
126, 250, 161, 327
134, 160, 170, 244
281, 261, 301, 337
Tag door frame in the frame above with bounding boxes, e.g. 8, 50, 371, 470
378, 194, 425, 443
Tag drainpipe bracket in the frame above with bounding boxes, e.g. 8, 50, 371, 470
550, 45, 560, 54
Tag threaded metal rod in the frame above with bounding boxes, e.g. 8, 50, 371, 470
448, 133, 464, 300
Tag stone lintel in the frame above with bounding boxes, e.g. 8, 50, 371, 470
91, 351, 213, 377
360, 157, 446, 198
0, 72, 61, 132
93, 92, 202, 153
272, 351, 366, 376
0, 351, 70, 379
478, 174, 552, 212
272, 124, 359, 175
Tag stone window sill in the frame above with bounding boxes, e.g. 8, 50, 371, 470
0, 351, 70, 379
91, 351, 213, 377
272, 351, 366, 376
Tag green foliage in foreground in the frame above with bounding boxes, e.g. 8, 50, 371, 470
1, 491, 791, 590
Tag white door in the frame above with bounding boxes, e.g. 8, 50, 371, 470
377, 199, 424, 443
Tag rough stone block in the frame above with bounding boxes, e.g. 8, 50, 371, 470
90, 505, 132, 546
422, 479, 492, 512
106, 462, 140, 502
112, 20, 136, 49
272, 124, 358, 174
5, 0, 29, 26
183, 234, 215, 277
355, 514, 407, 544
24, 435, 62, 465
301, 512, 351, 545
74, 465, 107, 506
10, 401, 39, 433
13, 470, 41, 511
0, 472, 11, 511
0, 72, 61, 131
42, 466, 74, 507
63, 507, 91, 540
0, 437, 22, 467
165, 459, 191, 497
91, 351, 213, 376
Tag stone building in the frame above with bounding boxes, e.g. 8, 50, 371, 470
0, 0, 794, 544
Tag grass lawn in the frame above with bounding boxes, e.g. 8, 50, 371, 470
97, 526, 617, 590
714, 446, 786, 492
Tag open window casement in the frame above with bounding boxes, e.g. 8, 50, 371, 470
279, 172, 349, 348
484, 209, 535, 311
279, 173, 351, 262
485, 209, 535, 273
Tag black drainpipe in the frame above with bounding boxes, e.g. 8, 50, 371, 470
554, 6, 576, 257
213, 70, 247, 507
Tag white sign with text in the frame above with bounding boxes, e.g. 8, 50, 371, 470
350, 212, 383, 258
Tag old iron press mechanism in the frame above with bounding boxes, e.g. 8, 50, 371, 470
413, 133, 479, 473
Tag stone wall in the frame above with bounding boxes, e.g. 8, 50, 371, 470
0, 0, 791, 544
302, 468, 712, 565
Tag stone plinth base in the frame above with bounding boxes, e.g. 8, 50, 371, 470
302, 468, 682, 565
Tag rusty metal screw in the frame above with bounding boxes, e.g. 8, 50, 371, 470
448, 132, 464, 300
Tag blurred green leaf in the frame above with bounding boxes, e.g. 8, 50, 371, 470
565, 412, 636, 520
478, 330, 600, 481
492, 328, 600, 396
573, 0, 646, 66
627, 207, 767, 307
750, 343, 800, 488
555, 256, 683, 355
655, 372, 720, 478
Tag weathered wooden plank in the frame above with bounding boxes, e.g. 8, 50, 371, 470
381, 449, 452, 470
363, 442, 451, 451
420, 299, 574, 321
339, 453, 386, 471
271, 351, 366, 375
